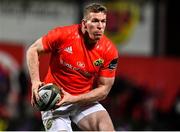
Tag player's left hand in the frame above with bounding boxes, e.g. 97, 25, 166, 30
54, 89, 76, 108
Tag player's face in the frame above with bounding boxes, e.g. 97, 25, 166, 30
84, 12, 106, 41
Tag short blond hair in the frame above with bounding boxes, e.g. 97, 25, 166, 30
83, 3, 107, 19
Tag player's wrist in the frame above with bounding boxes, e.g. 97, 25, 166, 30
31, 81, 44, 90
31, 80, 41, 84
71, 94, 85, 104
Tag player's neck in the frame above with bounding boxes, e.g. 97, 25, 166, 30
85, 33, 97, 45
81, 26, 98, 46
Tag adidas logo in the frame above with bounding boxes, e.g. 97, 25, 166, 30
64, 46, 72, 54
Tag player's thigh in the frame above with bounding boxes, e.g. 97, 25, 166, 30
72, 103, 114, 131
77, 110, 114, 131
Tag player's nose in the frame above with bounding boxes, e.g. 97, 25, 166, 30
97, 22, 103, 29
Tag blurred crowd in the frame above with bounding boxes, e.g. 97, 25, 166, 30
0, 65, 44, 131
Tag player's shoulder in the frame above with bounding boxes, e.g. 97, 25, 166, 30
54, 24, 79, 32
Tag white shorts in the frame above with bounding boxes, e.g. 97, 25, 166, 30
41, 102, 106, 131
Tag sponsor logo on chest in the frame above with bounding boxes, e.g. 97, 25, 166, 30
59, 58, 92, 78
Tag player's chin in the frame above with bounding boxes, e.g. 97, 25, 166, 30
94, 35, 102, 40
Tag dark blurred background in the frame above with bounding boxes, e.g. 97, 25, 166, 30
0, 0, 180, 131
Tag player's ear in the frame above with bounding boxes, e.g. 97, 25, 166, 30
82, 19, 87, 29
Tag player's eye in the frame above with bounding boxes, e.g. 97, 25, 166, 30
91, 18, 106, 24
101, 19, 106, 23
92, 18, 99, 23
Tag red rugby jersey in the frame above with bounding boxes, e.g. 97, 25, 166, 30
42, 24, 118, 95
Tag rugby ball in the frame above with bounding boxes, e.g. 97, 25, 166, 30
34, 83, 61, 111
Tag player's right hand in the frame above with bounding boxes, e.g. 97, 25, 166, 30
31, 81, 44, 107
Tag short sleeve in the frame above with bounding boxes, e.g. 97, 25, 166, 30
42, 27, 63, 52
42, 24, 77, 52
99, 44, 119, 77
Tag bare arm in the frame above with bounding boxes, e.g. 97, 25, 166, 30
26, 38, 44, 83
57, 76, 115, 106
26, 38, 46, 105
74, 77, 114, 103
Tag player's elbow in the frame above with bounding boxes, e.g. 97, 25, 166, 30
100, 85, 112, 101
100, 90, 109, 101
